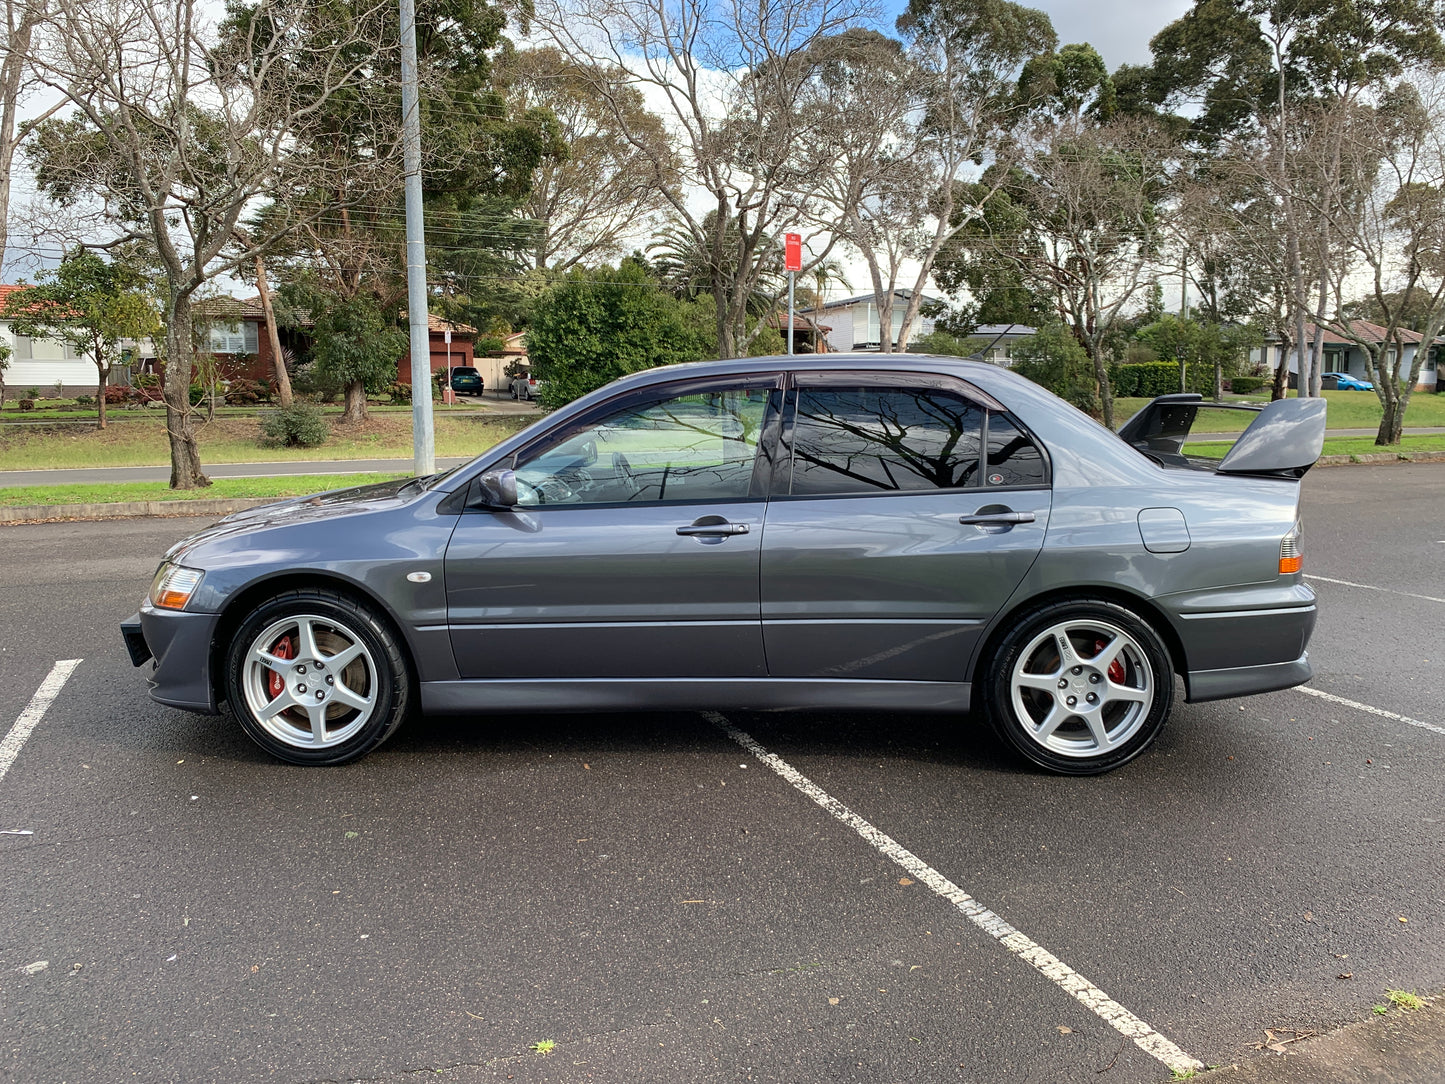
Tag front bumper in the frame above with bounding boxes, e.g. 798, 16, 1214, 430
121, 605, 223, 714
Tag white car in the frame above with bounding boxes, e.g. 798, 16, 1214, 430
510, 373, 542, 400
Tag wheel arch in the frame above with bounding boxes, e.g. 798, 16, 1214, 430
208, 570, 419, 710
969, 585, 1189, 690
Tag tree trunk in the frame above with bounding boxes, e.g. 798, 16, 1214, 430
253, 255, 292, 406
342, 379, 367, 423
96, 363, 107, 429
0, 1, 39, 275
1090, 341, 1115, 428
163, 291, 209, 489
1271, 336, 1291, 400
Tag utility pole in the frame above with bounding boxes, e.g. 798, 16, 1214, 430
399, 0, 434, 475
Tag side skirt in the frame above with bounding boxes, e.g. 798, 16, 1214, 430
419, 677, 972, 716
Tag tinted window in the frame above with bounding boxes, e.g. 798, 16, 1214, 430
515, 386, 771, 506
984, 413, 1046, 486
789, 386, 984, 495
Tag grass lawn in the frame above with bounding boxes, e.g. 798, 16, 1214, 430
0, 473, 409, 507
1184, 434, 1445, 459
1114, 389, 1445, 432
0, 410, 533, 471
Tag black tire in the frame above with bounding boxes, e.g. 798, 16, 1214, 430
224, 589, 411, 765
982, 599, 1173, 775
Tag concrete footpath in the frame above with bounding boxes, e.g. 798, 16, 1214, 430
1201, 999, 1445, 1084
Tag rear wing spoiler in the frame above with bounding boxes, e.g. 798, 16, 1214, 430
1117, 394, 1327, 479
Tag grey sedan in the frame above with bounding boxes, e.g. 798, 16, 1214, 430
122, 355, 1325, 774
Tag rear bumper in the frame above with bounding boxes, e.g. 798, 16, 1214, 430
1186, 652, 1312, 703
123, 604, 223, 714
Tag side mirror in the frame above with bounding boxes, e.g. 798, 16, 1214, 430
477, 468, 518, 508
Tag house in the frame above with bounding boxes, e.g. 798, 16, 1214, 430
188, 296, 477, 388
0, 283, 98, 395
1255, 320, 1439, 392
805, 290, 941, 352
764, 312, 832, 354
967, 324, 1038, 365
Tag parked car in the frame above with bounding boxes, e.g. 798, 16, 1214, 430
510, 372, 541, 400
447, 366, 484, 395
1321, 371, 1373, 391
122, 356, 1325, 774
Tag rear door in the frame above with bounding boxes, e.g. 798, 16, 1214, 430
759, 371, 1051, 681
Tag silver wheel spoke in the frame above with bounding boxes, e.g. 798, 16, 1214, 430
295, 618, 324, 664
1084, 711, 1112, 750
1090, 634, 1126, 674
1031, 702, 1068, 742
1105, 682, 1150, 705
330, 682, 374, 712
255, 649, 290, 671
258, 689, 299, 721
1016, 670, 1062, 693
1053, 631, 1082, 670
324, 642, 364, 670
305, 704, 328, 743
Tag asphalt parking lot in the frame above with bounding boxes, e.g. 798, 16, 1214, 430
1, 463, 1441, 1083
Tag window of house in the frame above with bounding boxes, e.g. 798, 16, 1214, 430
788, 386, 986, 495
207, 321, 259, 355
12, 335, 31, 360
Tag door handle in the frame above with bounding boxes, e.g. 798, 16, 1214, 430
676, 522, 750, 536
958, 511, 1035, 525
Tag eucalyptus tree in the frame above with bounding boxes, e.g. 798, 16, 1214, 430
532, 0, 873, 358
1147, 0, 1445, 396
23, 0, 406, 487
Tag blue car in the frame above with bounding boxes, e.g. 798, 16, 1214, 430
1323, 372, 1373, 391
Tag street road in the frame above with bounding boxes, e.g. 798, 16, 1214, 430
0, 463, 1441, 1083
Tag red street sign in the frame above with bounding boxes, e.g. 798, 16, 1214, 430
784, 233, 802, 272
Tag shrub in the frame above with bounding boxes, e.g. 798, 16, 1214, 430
104, 385, 130, 404
1108, 361, 1210, 398
388, 380, 412, 404
1228, 375, 1266, 394
19, 398, 34, 411
75, 395, 94, 407
224, 378, 270, 406
189, 384, 208, 406
259, 403, 330, 447
135, 373, 159, 389
1010, 326, 1099, 415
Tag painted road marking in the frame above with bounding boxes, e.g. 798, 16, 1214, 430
1306, 574, 1445, 606
0, 660, 82, 786
1296, 686, 1445, 738
704, 712, 1204, 1076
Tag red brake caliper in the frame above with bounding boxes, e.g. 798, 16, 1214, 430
267, 635, 295, 698
1094, 638, 1126, 683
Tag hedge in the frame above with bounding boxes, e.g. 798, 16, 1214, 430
1109, 361, 1211, 397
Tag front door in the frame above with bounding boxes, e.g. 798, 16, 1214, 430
444, 377, 780, 679
760, 372, 1051, 682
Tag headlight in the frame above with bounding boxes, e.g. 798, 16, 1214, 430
149, 563, 204, 610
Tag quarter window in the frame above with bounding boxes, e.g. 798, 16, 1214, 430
984, 412, 1046, 487
789, 386, 985, 495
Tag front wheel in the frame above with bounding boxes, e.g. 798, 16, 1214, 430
982, 600, 1173, 775
224, 589, 411, 765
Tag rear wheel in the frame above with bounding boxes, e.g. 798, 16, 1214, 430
983, 600, 1173, 775
224, 589, 411, 765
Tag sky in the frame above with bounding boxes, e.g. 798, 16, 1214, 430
2, 0, 1199, 285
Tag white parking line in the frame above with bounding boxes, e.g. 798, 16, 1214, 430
0, 660, 82, 786
1296, 686, 1445, 738
703, 712, 1204, 1076
1306, 574, 1445, 605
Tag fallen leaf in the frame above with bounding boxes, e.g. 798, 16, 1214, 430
898, 877, 914, 886
1303, 911, 1313, 922
1338, 973, 1353, 980
828, 998, 839, 1006
583, 763, 590, 770
250, 965, 259, 973
18, 961, 47, 976
1399, 916, 1409, 923
1057, 1026, 1073, 1034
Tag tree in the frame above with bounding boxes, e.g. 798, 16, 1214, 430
1132, 313, 1260, 400
1, 0, 63, 274
1008, 323, 1097, 414
0, 336, 9, 409
533, 0, 870, 358
1, 247, 158, 426
500, 47, 678, 271
937, 114, 1174, 426
289, 284, 408, 423
526, 259, 713, 407
23, 0, 406, 486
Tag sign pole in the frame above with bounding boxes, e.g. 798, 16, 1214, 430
784, 232, 801, 356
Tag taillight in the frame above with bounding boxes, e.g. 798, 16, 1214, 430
1279, 522, 1302, 575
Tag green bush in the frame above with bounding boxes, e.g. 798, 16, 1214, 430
259, 403, 330, 447
1228, 375, 1266, 394
224, 378, 271, 405
388, 380, 412, 404
1010, 326, 1099, 415
1109, 361, 1210, 398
